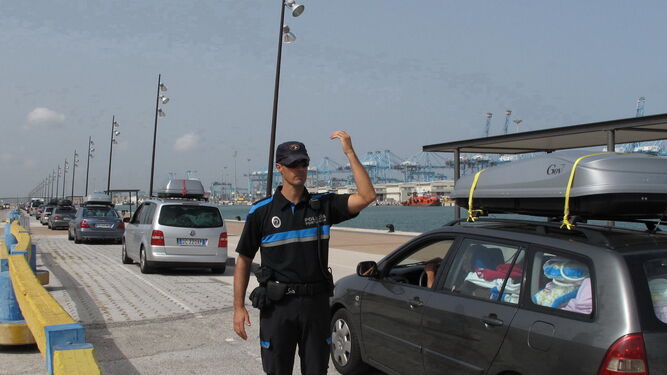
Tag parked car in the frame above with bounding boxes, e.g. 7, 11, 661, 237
122, 179, 228, 274
35, 207, 44, 220
39, 205, 55, 225
28, 200, 43, 216
329, 218, 667, 375
69, 204, 124, 244
48, 206, 77, 229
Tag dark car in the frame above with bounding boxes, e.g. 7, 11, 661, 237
49, 206, 77, 229
69, 205, 124, 244
329, 218, 667, 375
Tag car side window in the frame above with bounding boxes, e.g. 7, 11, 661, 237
130, 205, 144, 224
141, 204, 155, 225
384, 238, 456, 289
443, 239, 524, 304
530, 251, 593, 315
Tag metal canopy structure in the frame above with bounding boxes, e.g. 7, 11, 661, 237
423, 113, 667, 154
423, 113, 667, 219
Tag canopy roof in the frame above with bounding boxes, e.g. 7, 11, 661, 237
423, 113, 667, 154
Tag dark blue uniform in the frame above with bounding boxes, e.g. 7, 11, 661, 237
236, 186, 356, 375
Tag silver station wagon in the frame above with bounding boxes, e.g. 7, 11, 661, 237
121, 180, 228, 274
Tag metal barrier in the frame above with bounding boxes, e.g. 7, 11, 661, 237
2, 210, 102, 375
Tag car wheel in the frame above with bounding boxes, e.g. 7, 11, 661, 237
211, 265, 226, 274
47, 223, 52, 229
330, 308, 369, 375
121, 242, 133, 264
74, 232, 82, 244
140, 247, 154, 274
68, 229, 73, 240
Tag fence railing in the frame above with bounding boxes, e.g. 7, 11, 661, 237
2, 210, 102, 375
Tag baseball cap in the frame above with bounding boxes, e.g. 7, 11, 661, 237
276, 141, 310, 166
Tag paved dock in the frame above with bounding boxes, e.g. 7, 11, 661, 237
1, 213, 415, 375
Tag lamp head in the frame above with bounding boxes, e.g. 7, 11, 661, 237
285, 0, 304, 17
158, 108, 166, 118
160, 95, 170, 104
114, 130, 120, 136
159, 83, 168, 92
282, 25, 296, 43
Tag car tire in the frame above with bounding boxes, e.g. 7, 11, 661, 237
74, 232, 82, 244
330, 308, 369, 375
121, 242, 133, 264
68, 229, 73, 240
211, 265, 226, 274
140, 247, 154, 274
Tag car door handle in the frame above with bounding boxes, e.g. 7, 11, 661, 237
408, 297, 424, 310
481, 314, 504, 327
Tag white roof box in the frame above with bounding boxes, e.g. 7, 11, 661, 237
84, 193, 113, 206
157, 179, 205, 199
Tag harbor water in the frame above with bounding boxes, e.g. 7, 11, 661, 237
220, 205, 458, 233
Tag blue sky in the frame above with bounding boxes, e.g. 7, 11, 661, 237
2, 0, 666, 197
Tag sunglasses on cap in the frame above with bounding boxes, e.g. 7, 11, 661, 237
284, 160, 309, 168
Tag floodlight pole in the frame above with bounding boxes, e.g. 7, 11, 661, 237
107, 115, 115, 194
70, 150, 77, 201
85, 136, 92, 196
266, 0, 287, 197
149, 74, 162, 198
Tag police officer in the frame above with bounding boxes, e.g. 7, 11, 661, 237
233, 130, 376, 375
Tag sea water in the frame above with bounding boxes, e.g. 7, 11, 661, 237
219, 205, 459, 233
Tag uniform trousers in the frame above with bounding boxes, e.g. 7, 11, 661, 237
259, 293, 331, 375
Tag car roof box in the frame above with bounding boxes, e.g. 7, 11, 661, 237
57, 199, 73, 207
157, 179, 206, 199
450, 151, 667, 220
84, 193, 113, 206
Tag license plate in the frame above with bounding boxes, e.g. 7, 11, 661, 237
177, 238, 206, 246
63, 217, 71, 221
96, 223, 113, 228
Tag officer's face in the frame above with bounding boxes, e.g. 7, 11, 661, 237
277, 161, 309, 187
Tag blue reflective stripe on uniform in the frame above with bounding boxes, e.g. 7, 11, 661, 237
261, 226, 331, 245
311, 193, 331, 199
325, 337, 332, 344
249, 197, 274, 214
260, 340, 271, 348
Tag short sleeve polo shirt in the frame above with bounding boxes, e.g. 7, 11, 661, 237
236, 186, 357, 283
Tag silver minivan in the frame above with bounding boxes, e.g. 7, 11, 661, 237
122, 198, 228, 274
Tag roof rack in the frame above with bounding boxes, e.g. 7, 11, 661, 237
446, 217, 616, 247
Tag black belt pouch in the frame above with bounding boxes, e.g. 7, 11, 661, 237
266, 281, 287, 301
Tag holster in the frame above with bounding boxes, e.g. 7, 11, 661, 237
249, 286, 269, 309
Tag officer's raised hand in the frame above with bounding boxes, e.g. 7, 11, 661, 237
330, 130, 377, 214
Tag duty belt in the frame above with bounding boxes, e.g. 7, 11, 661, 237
280, 282, 330, 296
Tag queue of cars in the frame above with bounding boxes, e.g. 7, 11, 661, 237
27, 180, 229, 275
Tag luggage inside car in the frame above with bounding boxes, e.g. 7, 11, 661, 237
451, 151, 667, 220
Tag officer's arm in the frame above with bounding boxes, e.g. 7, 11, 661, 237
233, 254, 253, 340
330, 130, 376, 214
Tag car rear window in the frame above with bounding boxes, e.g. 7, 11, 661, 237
83, 207, 118, 218
644, 257, 667, 324
55, 207, 76, 214
158, 205, 223, 228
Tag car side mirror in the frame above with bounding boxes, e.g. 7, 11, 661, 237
123, 217, 130, 223
357, 261, 379, 278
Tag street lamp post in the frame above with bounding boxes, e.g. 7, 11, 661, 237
149, 74, 169, 197
62, 159, 69, 200
265, 0, 304, 197
107, 116, 120, 193
70, 150, 79, 201
85, 137, 95, 196
55, 165, 61, 201
50, 170, 55, 201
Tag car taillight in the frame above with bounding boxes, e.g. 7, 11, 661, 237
151, 230, 165, 246
80, 219, 90, 228
218, 232, 228, 248
117, 221, 125, 230
598, 334, 648, 375
54, 216, 61, 220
